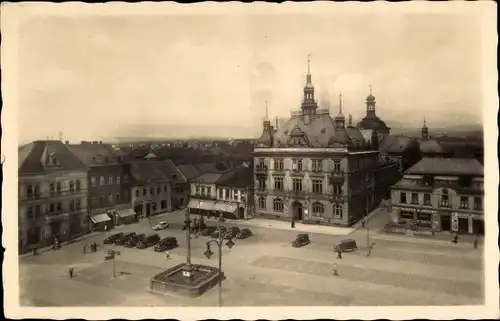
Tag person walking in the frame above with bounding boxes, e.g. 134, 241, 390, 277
69, 267, 74, 278
32, 248, 37, 256
452, 233, 458, 244
83, 244, 87, 254
473, 236, 478, 249
361, 219, 365, 229
337, 248, 343, 259
165, 251, 171, 259
332, 263, 339, 276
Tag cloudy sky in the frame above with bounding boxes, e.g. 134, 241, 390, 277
14, 7, 484, 143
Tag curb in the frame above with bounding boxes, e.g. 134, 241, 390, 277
20, 231, 102, 258
371, 233, 480, 249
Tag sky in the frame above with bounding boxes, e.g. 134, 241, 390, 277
15, 10, 484, 143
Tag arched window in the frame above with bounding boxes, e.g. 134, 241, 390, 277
56, 182, 62, 193
333, 203, 343, 219
273, 198, 284, 212
258, 196, 266, 209
312, 202, 324, 216
69, 181, 74, 192
50, 182, 55, 193
115, 193, 121, 201
75, 180, 81, 191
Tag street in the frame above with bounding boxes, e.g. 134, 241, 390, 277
19, 209, 484, 306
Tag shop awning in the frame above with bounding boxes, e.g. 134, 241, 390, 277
187, 199, 216, 211
117, 208, 136, 218
91, 213, 111, 223
214, 203, 237, 213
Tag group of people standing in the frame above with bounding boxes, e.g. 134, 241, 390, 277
83, 242, 98, 254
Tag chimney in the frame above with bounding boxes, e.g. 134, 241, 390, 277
348, 113, 353, 127
65, 140, 69, 145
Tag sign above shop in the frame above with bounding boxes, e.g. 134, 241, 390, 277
393, 206, 437, 214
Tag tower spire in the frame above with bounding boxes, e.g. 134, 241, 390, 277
339, 93, 343, 115
307, 54, 311, 75
265, 100, 268, 119
369, 84, 372, 95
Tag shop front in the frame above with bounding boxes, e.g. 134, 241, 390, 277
90, 212, 113, 231
393, 206, 437, 234
451, 211, 483, 234
187, 199, 217, 217
214, 202, 238, 220
113, 208, 137, 225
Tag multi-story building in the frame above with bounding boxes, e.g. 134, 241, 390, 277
253, 61, 382, 227
187, 167, 254, 219
18, 140, 88, 252
389, 158, 484, 235
130, 160, 185, 218
67, 141, 134, 229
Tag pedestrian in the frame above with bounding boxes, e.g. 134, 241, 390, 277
452, 234, 458, 244
337, 248, 343, 259
69, 267, 74, 278
32, 248, 37, 256
104, 225, 108, 232
366, 242, 375, 257
473, 237, 478, 249
361, 219, 365, 229
92, 242, 97, 252
83, 244, 87, 254
165, 251, 171, 259
291, 219, 295, 228
332, 263, 339, 276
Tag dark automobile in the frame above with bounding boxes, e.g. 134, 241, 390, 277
124, 234, 145, 248
154, 237, 179, 252
292, 233, 310, 248
210, 227, 228, 239
103, 233, 123, 245
224, 226, 240, 239
114, 232, 136, 246
334, 239, 358, 252
236, 228, 252, 240
137, 234, 161, 249
200, 226, 218, 236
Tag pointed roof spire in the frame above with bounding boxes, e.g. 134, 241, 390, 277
265, 100, 268, 119
307, 54, 311, 74
339, 93, 343, 115
367, 84, 376, 102
369, 84, 372, 95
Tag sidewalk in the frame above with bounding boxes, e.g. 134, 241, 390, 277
372, 231, 483, 249
230, 218, 353, 236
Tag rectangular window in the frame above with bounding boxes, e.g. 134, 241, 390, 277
411, 193, 418, 204
91, 177, 97, 187
460, 196, 469, 209
258, 196, 266, 209
233, 191, 238, 200
274, 158, 284, 170
258, 158, 265, 169
143, 189, 147, 196
76, 200, 81, 210
422, 175, 434, 186
135, 189, 139, 197
157, 186, 161, 194
201, 187, 206, 196
108, 176, 113, 185
312, 159, 323, 172
27, 206, 33, 218
333, 160, 341, 173
258, 179, 266, 190
116, 176, 121, 184
164, 185, 168, 193
273, 199, 284, 212
292, 159, 303, 171
312, 179, 323, 194
440, 195, 450, 207
274, 177, 284, 191
400, 192, 407, 204
35, 205, 41, 217
100, 176, 105, 185
69, 200, 75, 211
195, 185, 200, 195
56, 182, 62, 194
56, 202, 62, 212
423, 193, 431, 205
150, 187, 154, 196
207, 187, 212, 196
333, 184, 342, 195
224, 189, 229, 199
292, 179, 302, 192
474, 197, 482, 210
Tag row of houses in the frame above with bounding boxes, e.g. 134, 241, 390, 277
17, 140, 250, 252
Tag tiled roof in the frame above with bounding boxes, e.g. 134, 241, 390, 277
418, 139, 446, 154
154, 160, 186, 184
177, 164, 202, 180
19, 140, 87, 174
217, 167, 253, 188
194, 173, 223, 184
67, 143, 122, 165
129, 160, 187, 184
379, 135, 416, 153
356, 115, 390, 131
195, 162, 227, 174
405, 158, 484, 176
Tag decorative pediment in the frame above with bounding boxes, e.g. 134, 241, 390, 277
287, 125, 309, 147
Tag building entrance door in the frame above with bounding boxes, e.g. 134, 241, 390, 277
441, 215, 451, 232
292, 201, 303, 221
50, 221, 61, 238
458, 218, 469, 234
473, 219, 484, 235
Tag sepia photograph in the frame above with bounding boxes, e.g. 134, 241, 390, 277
1, 1, 498, 320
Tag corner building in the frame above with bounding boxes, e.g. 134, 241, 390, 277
253, 61, 381, 227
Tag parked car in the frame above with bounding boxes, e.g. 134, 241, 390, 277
152, 221, 169, 231
292, 233, 310, 248
124, 234, 145, 248
210, 227, 228, 239
103, 233, 123, 245
114, 232, 136, 246
154, 237, 179, 252
200, 226, 218, 236
334, 239, 358, 252
236, 228, 252, 240
137, 234, 161, 249
224, 226, 240, 239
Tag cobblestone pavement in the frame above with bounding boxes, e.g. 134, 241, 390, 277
19, 209, 484, 307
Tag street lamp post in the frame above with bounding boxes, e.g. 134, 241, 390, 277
203, 210, 235, 307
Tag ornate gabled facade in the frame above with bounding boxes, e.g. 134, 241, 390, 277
253, 59, 382, 227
